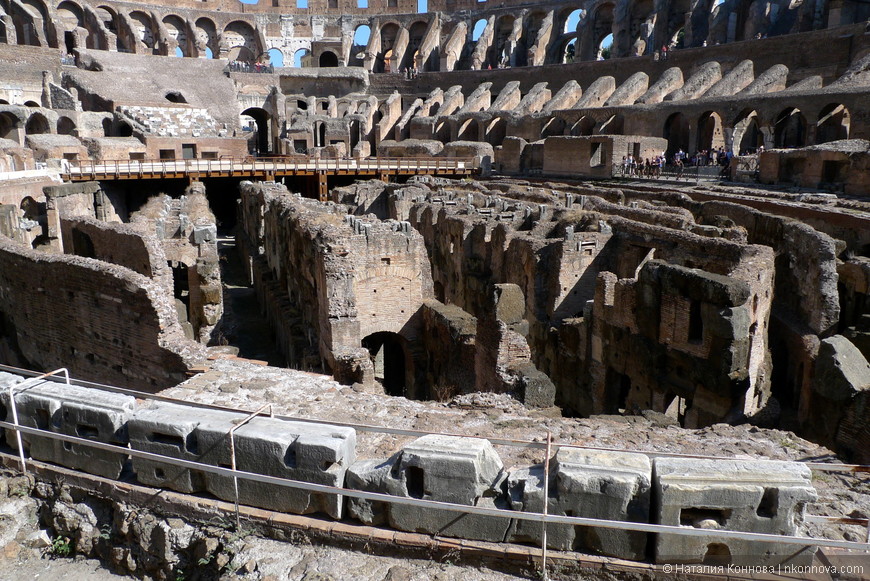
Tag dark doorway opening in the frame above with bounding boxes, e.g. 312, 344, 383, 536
362, 331, 407, 396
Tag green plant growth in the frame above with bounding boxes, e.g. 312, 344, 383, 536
50, 536, 72, 557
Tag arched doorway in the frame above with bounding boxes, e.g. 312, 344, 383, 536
541, 117, 565, 138
697, 111, 724, 152
25, 112, 50, 135
0, 112, 20, 143
486, 117, 508, 145
241, 107, 271, 155
663, 112, 690, 157
816, 104, 849, 144
294, 48, 312, 67
571, 116, 595, 136
57, 117, 76, 135
458, 118, 479, 141
734, 109, 762, 154
362, 332, 409, 396
599, 114, 624, 135
319, 51, 339, 67
267, 48, 284, 68
774, 107, 806, 149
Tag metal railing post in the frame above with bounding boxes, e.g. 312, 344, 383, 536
8, 383, 26, 473
541, 432, 551, 580
227, 404, 273, 530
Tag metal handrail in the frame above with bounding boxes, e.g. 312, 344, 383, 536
0, 363, 866, 474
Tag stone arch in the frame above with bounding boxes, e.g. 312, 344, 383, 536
376, 22, 400, 73
319, 50, 339, 67
162, 14, 188, 57
471, 18, 487, 42
93, 5, 122, 51
697, 111, 724, 152
241, 107, 271, 155
294, 48, 312, 67
313, 121, 326, 147
663, 111, 689, 156
224, 20, 258, 62
592, 3, 615, 59
774, 107, 806, 148
402, 20, 427, 70
485, 116, 507, 145
16, 0, 52, 47
492, 14, 516, 68
57, 116, 76, 135
458, 118, 479, 141
628, 0, 655, 56
434, 118, 450, 142
0, 112, 20, 143
517, 11, 547, 67
128, 10, 156, 53
733, 108, 762, 154
571, 116, 595, 136
562, 7, 584, 34
349, 24, 371, 67
599, 114, 624, 135
56, 0, 84, 53
816, 103, 849, 144
559, 37, 577, 63
267, 47, 284, 68
541, 116, 566, 138
194, 17, 219, 59
25, 112, 50, 135
666, 0, 692, 48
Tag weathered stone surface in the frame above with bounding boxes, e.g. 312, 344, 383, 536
201, 417, 356, 519
347, 435, 510, 542
812, 335, 870, 401
508, 449, 650, 560
0, 379, 134, 479
654, 458, 817, 566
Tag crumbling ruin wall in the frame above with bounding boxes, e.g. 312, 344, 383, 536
400, 183, 775, 423
587, 261, 763, 427
694, 201, 840, 336
60, 216, 167, 280
0, 235, 204, 391
420, 300, 477, 400
129, 185, 222, 343
237, 181, 434, 395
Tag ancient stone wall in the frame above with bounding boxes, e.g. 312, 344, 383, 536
237, 181, 434, 395
0, 236, 204, 390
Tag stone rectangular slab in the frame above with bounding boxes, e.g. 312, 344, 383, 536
1, 380, 135, 479
201, 417, 356, 519
654, 457, 817, 566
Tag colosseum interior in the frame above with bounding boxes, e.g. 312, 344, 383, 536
0, 0, 869, 578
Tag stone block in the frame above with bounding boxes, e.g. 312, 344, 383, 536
812, 335, 870, 401
556, 449, 650, 560
192, 224, 217, 245
347, 435, 511, 542
128, 402, 235, 493
654, 458, 817, 566
201, 417, 356, 519
2, 380, 134, 479
508, 449, 650, 560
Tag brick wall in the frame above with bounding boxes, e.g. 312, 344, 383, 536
0, 235, 205, 391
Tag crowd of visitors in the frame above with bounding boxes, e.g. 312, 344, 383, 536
228, 60, 274, 74
620, 147, 738, 180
